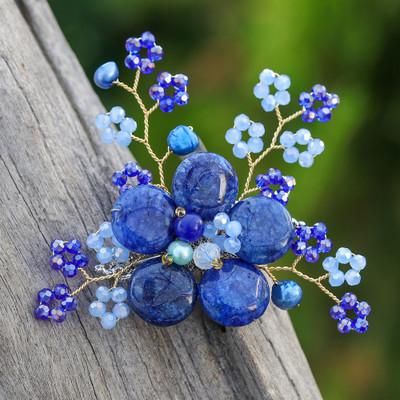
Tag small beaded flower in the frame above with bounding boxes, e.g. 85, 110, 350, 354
34, 32, 370, 340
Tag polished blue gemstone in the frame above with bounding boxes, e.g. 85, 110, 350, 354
128, 257, 197, 326
229, 196, 294, 264
199, 259, 270, 327
94, 61, 119, 89
172, 152, 238, 221
37, 288, 54, 305
167, 125, 199, 156
174, 213, 204, 242
34, 304, 50, 320
112, 185, 175, 254
271, 280, 303, 310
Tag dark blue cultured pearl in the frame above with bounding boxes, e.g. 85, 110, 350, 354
174, 213, 204, 242
167, 125, 199, 156
93, 61, 119, 89
271, 280, 303, 310
172, 152, 238, 221
199, 259, 270, 327
128, 257, 197, 326
112, 185, 175, 254
229, 196, 294, 264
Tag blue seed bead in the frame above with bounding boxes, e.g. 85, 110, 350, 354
350, 254, 366, 271
261, 95, 276, 112
50, 254, 65, 271
149, 84, 165, 101
37, 288, 54, 305
317, 106, 332, 122
267, 167, 283, 184
101, 312, 117, 330
95, 113, 111, 130
61, 296, 77, 312
312, 84, 327, 101
323, 256, 339, 272
318, 238, 332, 254
298, 151, 314, 168
101, 127, 115, 144
112, 303, 130, 319
283, 147, 299, 163
280, 131, 296, 148
302, 109, 317, 123
72, 253, 89, 268
299, 92, 314, 108
159, 96, 175, 113
112, 171, 128, 187
253, 82, 270, 99
174, 91, 189, 106
114, 247, 130, 263
313, 222, 328, 240
282, 175, 296, 192
336, 247, 352, 264
51, 239, 65, 254
62, 263, 78, 278
65, 239, 81, 254
308, 138, 325, 155
341, 292, 357, 310
157, 71, 173, 87
87, 233, 103, 251
225, 220, 242, 238
174, 213, 204, 242
34, 304, 50, 320
233, 141, 249, 159
125, 54, 140, 70
50, 307, 67, 323
224, 237, 241, 254
97, 247, 114, 264
120, 117, 137, 134
138, 169, 152, 185
326, 93, 340, 109
89, 301, 106, 317
330, 304, 346, 320
296, 223, 313, 240
212, 234, 226, 250
167, 125, 199, 156
111, 287, 128, 303
247, 138, 263, 154
193, 242, 221, 270
125, 37, 141, 53
96, 286, 111, 303
116, 131, 132, 147
275, 90, 290, 106
214, 212, 230, 229
337, 317, 352, 334
296, 129, 312, 145
272, 280, 302, 310
248, 122, 265, 138
94, 61, 119, 89
148, 45, 164, 62
173, 74, 189, 89
274, 75, 291, 91
54, 284, 70, 300
225, 128, 242, 144
203, 223, 217, 239
355, 301, 371, 318
345, 269, 361, 286
110, 106, 125, 124
124, 161, 139, 177
259, 69, 276, 84
140, 58, 155, 74
234, 114, 251, 131
99, 222, 113, 238
353, 317, 368, 333
329, 270, 345, 287
305, 247, 319, 263
141, 31, 155, 48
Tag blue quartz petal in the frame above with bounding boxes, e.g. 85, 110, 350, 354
172, 152, 238, 221
128, 257, 197, 326
199, 258, 270, 327
111, 185, 175, 254
229, 195, 294, 264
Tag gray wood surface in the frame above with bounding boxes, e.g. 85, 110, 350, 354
0, 0, 321, 399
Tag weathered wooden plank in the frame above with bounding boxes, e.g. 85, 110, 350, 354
0, 0, 321, 399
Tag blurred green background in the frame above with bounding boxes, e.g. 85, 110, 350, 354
49, 0, 399, 398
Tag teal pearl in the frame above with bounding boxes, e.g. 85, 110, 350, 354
167, 240, 193, 265
167, 125, 199, 155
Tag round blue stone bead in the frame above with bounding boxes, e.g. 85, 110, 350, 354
93, 61, 119, 89
229, 196, 294, 264
167, 125, 199, 156
128, 257, 197, 326
272, 280, 303, 310
174, 213, 204, 242
172, 152, 238, 220
199, 259, 270, 327
112, 185, 175, 254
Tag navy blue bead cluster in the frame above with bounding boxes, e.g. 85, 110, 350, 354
291, 221, 332, 263
112, 161, 152, 193
255, 168, 296, 206
330, 292, 371, 334
299, 84, 340, 123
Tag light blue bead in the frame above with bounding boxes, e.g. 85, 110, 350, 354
233, 141, 249, 159
329, 270, 345, 287
322, 256, 339, 272
99, 222, 113, 238
112, 235, 124, 248
308, 138, 325, 156
274, 74, 291, 91
298, 151, 314, 168
224, 237, 241, 254
247, 137, 263, 154
93, 61, 119, 89
87, 233, 104, 250
100, 127, 115, 144
96, 286, 111, 303
345, 269, 361, 286
261, 95, 276, 112
225, 128, 242, 144
112, 302, 130, 319
100, 312, 117, 330
259, 69, 276, 85
97, 247, 114, 264
89, 301, 106, 317
234, 114, 251, 131
114, 247, 130, 263
212, 234, 226, 250
283, 147, 300, 163
116, 131, 132, 147
275, 90, 290, 106
193, 242, 221, 270
350, 254, 366, 271
225, 220, 242, 237
295, 128, 312, 145
336, 247, 352, 264
248, 122, 265, 138
110, 106, 125, 124
111, 287, 128, 303
279, 131, 296, 148
95, 113, 111, 130
213, 212, 230, 229
120, 117, 137, 133
203, 223, 217, 238
253, 82, 270, 99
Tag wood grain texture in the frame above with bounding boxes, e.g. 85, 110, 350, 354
0, 0, 321, 399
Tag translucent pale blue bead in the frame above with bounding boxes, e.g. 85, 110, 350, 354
279, 131, 296, 148
247, 137, 263, 154
322, 256, 339, 272
248, 122, 265, 138
93, 61, 119, 89
225, 128, 242, 144
95, 113, 111, 130
275, 90, 290, 105
203, 223, 217, 238
112, 302, 130, 319
298, 151, 314, 168
329, 270, 345, 287
345, 269, 361, 286
225, 220, 242, 237
261, 95, 276, 112
274, 75, 291, 91
87, 233, 104, 250
193, 242, 221, 270
97, 247, 114, 264
308, 138, 325, 155
101, 128, 115, 144
111, 287, 127, 303
89, 301, 106, 317
336, 247, 352, 264
99, 222, 113, 238
212, 234, 226, 250
283, 147, 300, 163
101, 312, 117, 329
259, 69, 276, 85
234, 114, 251, 131
213, 212, 230, 229
120, 117, 137, 133
224, 237, 241, 254
114, 247, 130, 263
233, 141, 249, 159
110, 106, 125, 124
295, 128, 312, 145
116, 131, 132, 147
96, 286, 111, 303
167, 125, 199, 155
253, 82, 270, 99
350, 254, 366, 271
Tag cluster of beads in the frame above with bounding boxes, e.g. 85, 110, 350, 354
323, 248, 366, 287
225, 114, 266, 158
291, 221, 332, 263
124, 31, 163, 74
34, 283, 77, 323
255, 168, 296, 206
149, 72, 189, 112
87, 222, 130, 265
299, 84, 340, 123
50, 239, 88, 278
253, 69, 291, 112
95, 106, 137, 147
112, 161, 152, 193
89, 286, 130, 330
280, 129, 325, 168
330, 292, 370, 334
